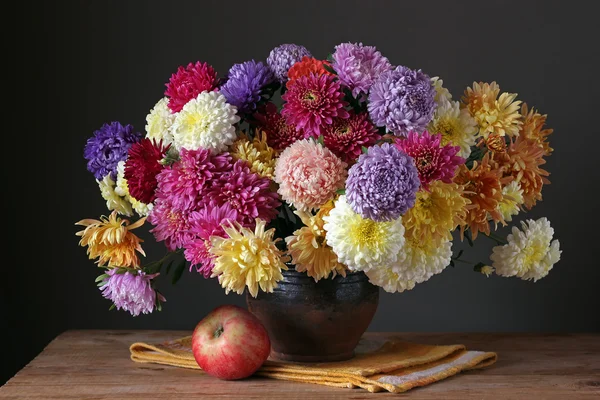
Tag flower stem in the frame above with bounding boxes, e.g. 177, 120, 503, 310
485, 232, 508, 245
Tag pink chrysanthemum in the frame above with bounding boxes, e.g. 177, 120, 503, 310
147, 197, 195, 251
208, 160, 281, 226
395, 131, 464, 190
322, 112, 381, 164
281, 74, 349, 137
184, 203, 239, 278
254, 102, 306, 151
154, 148, 232, 211
164, 62, 219, 113
274, 139, 347, 211
124, 138, 170, 204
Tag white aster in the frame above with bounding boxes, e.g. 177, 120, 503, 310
497, 181, 524, 222
145, 97, 176, 145
365, 267, 416, 293
171, 91, 240, 153
98, 173, 133, 217
389, 235, 453, 286
428, 99, 478, 158
431, 76, 452, 104
323, 196, 405, 272
490, 217, 561, 282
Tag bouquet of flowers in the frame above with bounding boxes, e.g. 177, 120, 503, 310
76, 43, 561, 317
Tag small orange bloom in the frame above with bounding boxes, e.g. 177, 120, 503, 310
519, 103, 554, 156
287, 56, 333, 87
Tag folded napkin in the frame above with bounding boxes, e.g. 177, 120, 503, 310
130, 333, 496, 393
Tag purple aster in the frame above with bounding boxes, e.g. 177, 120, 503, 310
346, 143, 420, 222
84, 122, 142, 180
220, 60, 275, 114
267, 44, 312, 83
100, 269, 163, 317
368, 66, 437, 136
332, 42, 392, 98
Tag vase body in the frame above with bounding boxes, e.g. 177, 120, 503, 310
246, 269, 379, 362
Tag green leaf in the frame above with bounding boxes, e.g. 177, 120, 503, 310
465, 230, 474, 247
95, 274, 108, 283
473, 262, 486, 272
323, 63, 336, 75
361, 146, 369, 154
171, 259, 186, 285
109, 304, 116, 311
156, 300, 162, 312
336, 188, 346, 195
317, 135, 324, 146
456, 250, 464, 259
449, 260, 455, 268
165, 259, 175, 275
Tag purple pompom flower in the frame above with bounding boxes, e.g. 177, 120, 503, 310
84, 122, 142, 180
332, 42, 392, 98
100, 269, 164, 317
346, 143, 420, 222
220, 60, 275, 114
267, 44, 312, 83
368, 66, 437, 136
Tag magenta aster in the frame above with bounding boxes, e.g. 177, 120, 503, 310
147, 196, 195, 251
395, 131, 465, 190
164, 61, 219, 113
254, 102, 306, 150
281, 74, 349, 137
124, 138, 170, 204
208, 160, 281, 226
184, 202, 239, 278
154, 148, 232, 211
322, 112, 381, 164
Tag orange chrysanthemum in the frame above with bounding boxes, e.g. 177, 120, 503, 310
519, 103, 554, 156
455, 154, 506, 239
76, 211, 146, 268
461, 82, 522, 138
494, 136, 550, 209
287, 56, 333, 87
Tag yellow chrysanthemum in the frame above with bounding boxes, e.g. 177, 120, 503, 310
75, 211, 146, 268
210, 219, 289, 297
497, 181, 524, 222
98, 174, 133, 217
230, 131, 277, 179
461, 82, 522, 138
286, 209, 346, 282
428, 100, 478, 158
403, 181, 469, 244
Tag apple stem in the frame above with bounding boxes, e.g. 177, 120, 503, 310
213, 326, 224, 339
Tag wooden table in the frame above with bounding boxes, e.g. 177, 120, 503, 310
1, 331, 599, 399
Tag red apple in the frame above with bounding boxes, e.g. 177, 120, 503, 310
191, 304, 270, 380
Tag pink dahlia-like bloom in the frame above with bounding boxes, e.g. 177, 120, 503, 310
208, 160, 280, 226
164, 62, 219, 113
184, 203, 239, 278
147, 197, 195, 251
274, 139, 347, 211
254, 102, 306, 150
281, 74, 349, 137
154, 148, 232, 211
322, 112, 381, 164
395, 131, 465, 190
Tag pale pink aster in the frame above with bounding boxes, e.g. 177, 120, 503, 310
395, 130, 464, 190
147, 197, 195, 251
184, 203, 239, 278
208, 160, 280, 226
274, 139, 347, 211
154, 148, 232, 210
281, 74, 349, 137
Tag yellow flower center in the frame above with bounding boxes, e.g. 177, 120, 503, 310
522, 243, 545, 266
351, 219, 384, 245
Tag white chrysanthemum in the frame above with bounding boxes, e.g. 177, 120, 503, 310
497, 181, 524, 222
389, 236, 453, 286
491, 218, 561, 282
171, 91, 240, 153
365, 267, 415, 293
323, 196, 405, 272
431, 77, 452, 104
428, 99, 478, 158
115, 161, 153, 217
98, 174, 133, 217
145, 97, 176, 145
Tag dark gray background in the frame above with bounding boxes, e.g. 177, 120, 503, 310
4, 0, 599, 385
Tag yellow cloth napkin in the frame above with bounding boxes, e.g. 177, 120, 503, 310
130, 333, 496, 393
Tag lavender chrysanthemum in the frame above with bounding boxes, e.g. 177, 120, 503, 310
220, 60, 275, 114
100, 269, 162, 317
346, 143, 420, 221
332, 42, 392, 98
267, 44, 312, 83
368, 66, 436, 136
84, 122, 142, 180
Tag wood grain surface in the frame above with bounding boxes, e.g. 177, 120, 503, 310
1, 330, 599, 399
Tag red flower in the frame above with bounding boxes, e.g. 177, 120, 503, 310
287, 57, 333, 87
322, 112, 380, 164
125, 139, 170, 204
254, 102, 306, 151
164, 62, 218, 113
